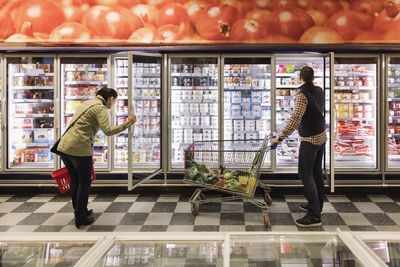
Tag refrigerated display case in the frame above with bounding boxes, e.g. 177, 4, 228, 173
0, 241, 93, 266
333, 56, 379, 170
386, 57, 400, 170
169, 56, 219, 170
230, 234, 363, 266
97, 241, 222, 266
113, 55, 129, 169
60, 56, 109, 170
275, 56, 327, 169
6, 56, 56, 170
0, 55, 2, 171
222, 56, 272, 169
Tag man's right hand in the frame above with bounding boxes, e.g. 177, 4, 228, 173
128, 115, 137, 124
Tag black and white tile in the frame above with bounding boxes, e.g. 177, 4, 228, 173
0, 192, 399, 232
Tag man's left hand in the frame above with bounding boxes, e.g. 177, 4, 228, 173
271, 138, 280, 145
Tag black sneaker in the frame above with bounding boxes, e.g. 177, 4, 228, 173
299, 203, 308, 212
296, 215, 321, 228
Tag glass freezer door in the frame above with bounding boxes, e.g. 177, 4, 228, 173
275, 56, 326, 169
387, 57, 400, 170
128, 52, 162, 191
60, 57, 109, 170
169, 56, 219, 170
223, 56, 272, 169
333, 57, 378, 170
6, 56, 56, 170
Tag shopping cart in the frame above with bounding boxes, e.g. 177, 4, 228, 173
184, 135, 276, 227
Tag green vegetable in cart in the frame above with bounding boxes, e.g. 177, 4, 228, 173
248, 149, 262, 174
226, 179, 241, 191
196, 176, 204, 184
224, 172, 233, 179
187, 165, 199, 180
195, 163, 210, 173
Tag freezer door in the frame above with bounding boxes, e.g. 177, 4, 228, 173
128, 52, 163, 191
223, 56, 272, 170
60, 56, 109, 170
169, 56, 219, 170
6, 56, 56, 170
333, 56, 379, 170
387, 57, 400, 170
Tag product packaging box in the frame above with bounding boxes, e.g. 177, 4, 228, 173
200, 103, 209, 113
34, 129, 52, 143
231, 104, 241, 116
201, 116, 210, 126
190, 103, 199, 113
231, 91, 242, 103
209, 103, 218, 115
191, 116, 200, 126
242, 106, 252, 117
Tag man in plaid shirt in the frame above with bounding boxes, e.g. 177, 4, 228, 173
271, 66, 327, 228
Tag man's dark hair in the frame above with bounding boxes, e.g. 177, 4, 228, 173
96, 87, 118, 101
300, 67, 314, 83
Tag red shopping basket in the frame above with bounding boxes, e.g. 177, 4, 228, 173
51, 165, 96, 194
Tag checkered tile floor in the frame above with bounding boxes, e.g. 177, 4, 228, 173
0, 192, 399, 232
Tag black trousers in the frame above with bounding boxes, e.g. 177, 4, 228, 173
60, 152, 93, 222
298, 141, 325, 219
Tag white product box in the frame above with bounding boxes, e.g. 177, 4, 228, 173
34, 129, 53, 143
193, 133, 202, 142
171, 105, 180, 115
224, 133, 232, 140
201, 116, 210, 126
180, 103, 189, 113
171, 91, 181, 100
252, 105, 262, 117
243, 97, 251, 104
234, 134, 244, 140
211, 116, 218, 126
224, 91, 230, 102
262, 109, 271, 118
200, 103, 209, 113
181, 117, 190, 126
212, 130, 219, 139
191, 116, 200, 126
189, 103, 199, 113
246, 133, 258, 140
182, 91, 192, 100
172, 120, 181, 128
233, 120, 244, 128
173, 130, 183, 143
210, 90, 218, 99
203, 130, 212, 141
231, 91, 241, 103
231, 104, 241, 116
224, 105, 231, 116
242, 106, 251, 117
193, 91, 203, 100
245, 120, 256, 131
209, 103, 218, 115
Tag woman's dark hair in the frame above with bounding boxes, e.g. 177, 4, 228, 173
96, 87, 118, 101
300, 67, 314, 83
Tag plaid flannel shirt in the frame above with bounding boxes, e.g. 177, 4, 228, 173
278, 92, 327, 146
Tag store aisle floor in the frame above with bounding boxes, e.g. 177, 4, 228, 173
0, 192, 399, 232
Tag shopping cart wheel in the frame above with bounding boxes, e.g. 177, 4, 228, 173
264, 192, 272, 206
264, 215, 270, 227
199, 192, 206, 200
191, 204, 199, 215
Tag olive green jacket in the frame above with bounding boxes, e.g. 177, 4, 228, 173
58, 95, 132, 157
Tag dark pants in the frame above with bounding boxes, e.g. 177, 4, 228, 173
60, 152, 93, 222
298, 141, 325, 219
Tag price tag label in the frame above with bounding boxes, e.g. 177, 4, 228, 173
27, 69, 44, 76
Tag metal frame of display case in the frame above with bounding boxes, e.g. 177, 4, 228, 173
3, 54, 59, 174
333, 54, 382, 176
0, 231, 390, 267
0, 53, 3, 173
57, 54, 111, 173
220, 54, 274, 172
383, 54, 400, 177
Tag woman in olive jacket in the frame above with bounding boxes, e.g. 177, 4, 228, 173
58, 87, 136, 229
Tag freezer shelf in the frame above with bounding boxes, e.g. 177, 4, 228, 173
387, 63, 400, 169
223, 58, 272, 168
230, 235, 362, 266
275, 57, 325, 168
60, 59, 108, 169
334, 61, 377, 169
0, 241, 93, 266
7, 59, 55, 169
170, 58, 219, 169
96, 241, 222, 267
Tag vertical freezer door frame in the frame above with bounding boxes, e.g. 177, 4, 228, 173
273, 53, 334, 191
128, 52, 163, 191
110, 52, 129, 172
0, 54, 3, 173
58, 54, 111, 172
5, 54, 58, 173
221, 54, 274, 172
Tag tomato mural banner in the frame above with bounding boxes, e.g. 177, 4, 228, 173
0, 0, 398, 45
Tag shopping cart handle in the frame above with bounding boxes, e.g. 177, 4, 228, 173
270, 143, 278, 150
